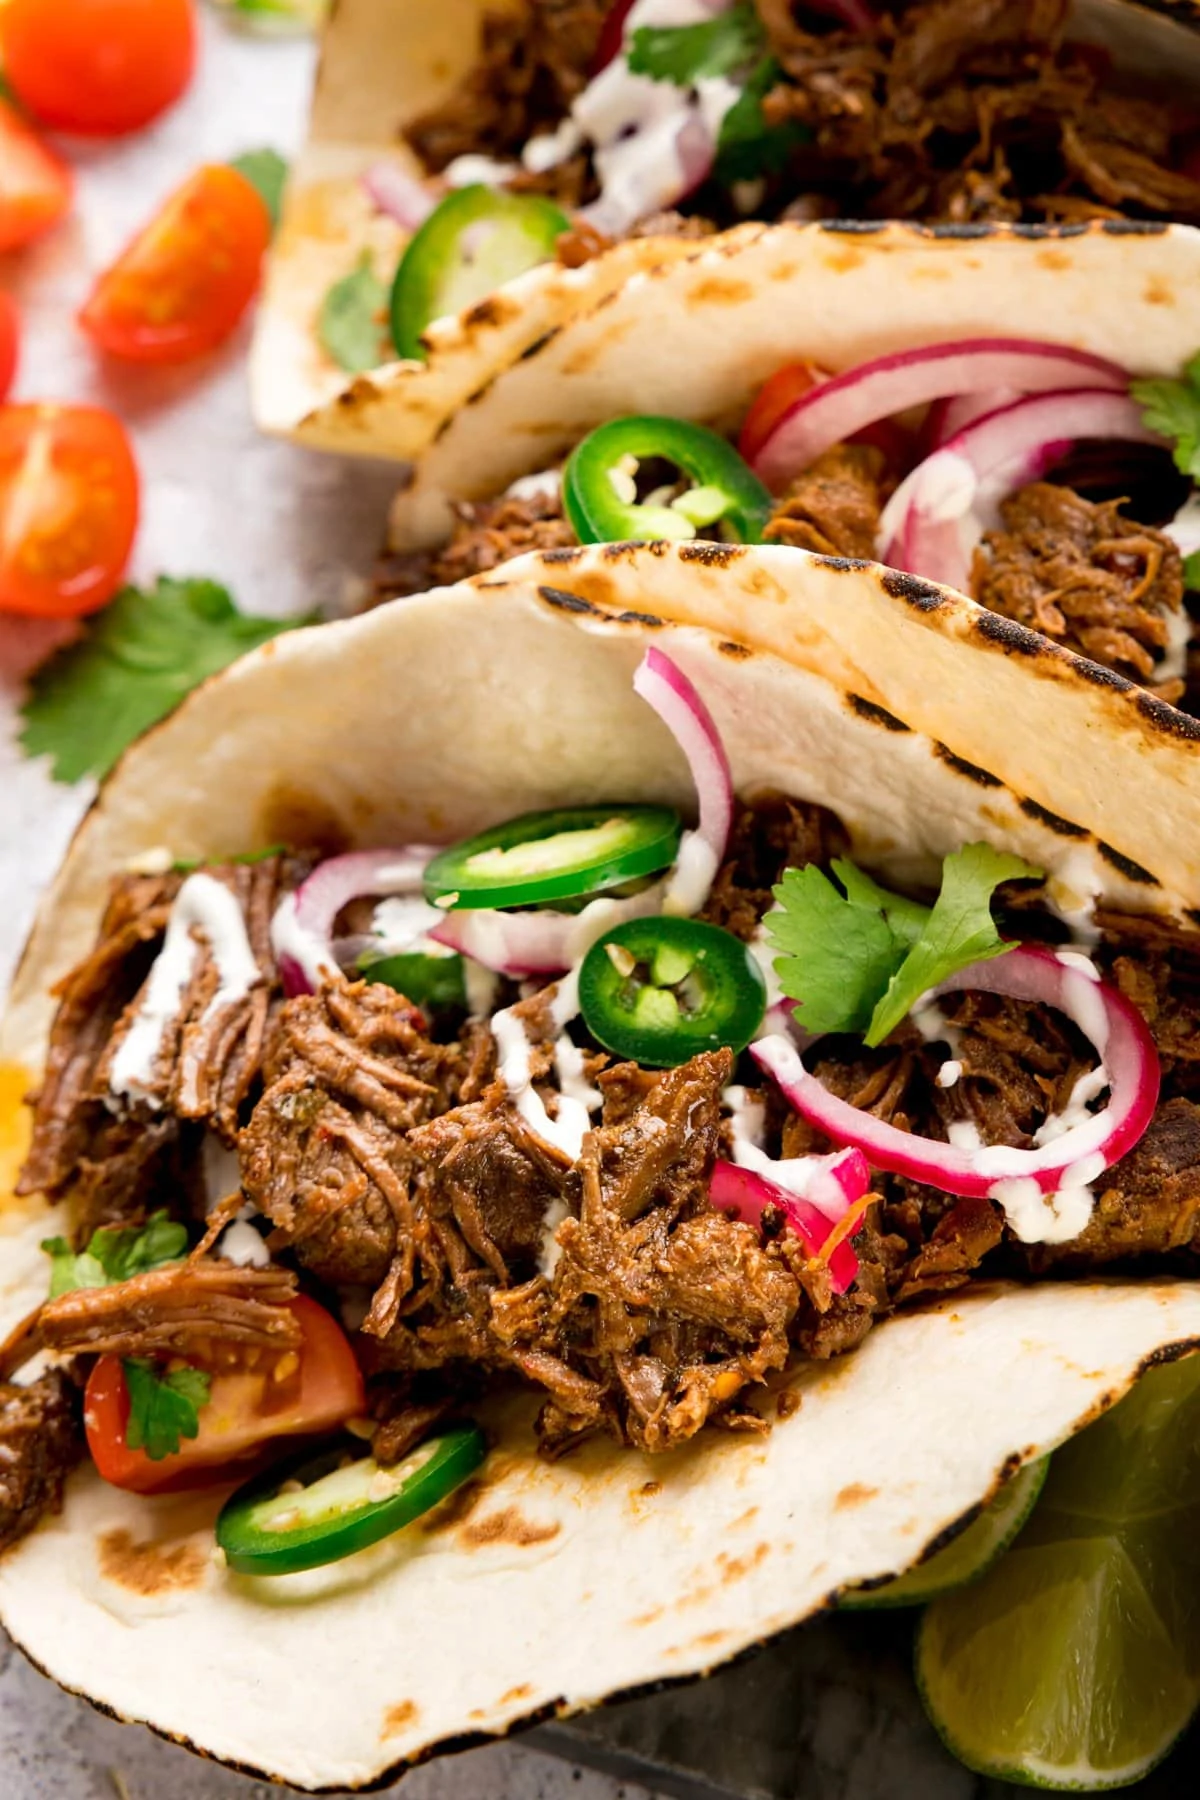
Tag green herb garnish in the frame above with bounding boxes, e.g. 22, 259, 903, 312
627, 2, 765, 82
714, 57, 805, 182
318, 251, 390, 374
42, 1210, 190, 1299
1131, 353, 1200, 481
768, 844, 1041, 1047
122, 1361, 212, 1462
20, 577, 309, 784
1184, 549, 1200, 592
229, 148, 289, 228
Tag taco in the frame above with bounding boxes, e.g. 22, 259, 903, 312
0, 545, 1199, 1785
249, 0, 1200, 452
365, 220, 1200, 710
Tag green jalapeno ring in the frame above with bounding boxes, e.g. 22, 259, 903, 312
563, 416, 774, 546
216, 1427, 487, 1577
579, 916, 767, 1067
390, 186, 571, 362
360, 950, 468, 1013
423, 806, 683, 911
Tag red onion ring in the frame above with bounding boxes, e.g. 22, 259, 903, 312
710, 1150, 870, 1293
922, 388, 1020, 453
750, 338, 1128, 493
428, 881, 667, 977
361, 161, 436, 231
632, 645, 733, 916
272, 848, 436, 996
880, 388, 1161, 593
751, 945, 1160, 1209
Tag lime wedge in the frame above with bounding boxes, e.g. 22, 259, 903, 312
841, 1456, 1047, 1610
917, 1353, 1200, 1789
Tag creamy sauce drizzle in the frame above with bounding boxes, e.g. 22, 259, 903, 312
110, 875, 259, 1108
723, 1084, 846, 1222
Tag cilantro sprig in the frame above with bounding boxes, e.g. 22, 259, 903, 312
1131, 353, 1200, 481
122, 1361, 212, 1461
42, 1210, 190, 1299
318, 252, 390, 374
628, 2, 766, 81
19, 576, 311, 785
229, 148, 289, 228
767, 844, 1041, 1048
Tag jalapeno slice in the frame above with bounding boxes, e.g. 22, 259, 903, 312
563, 417, 773, 546
423, 806, 682, 911
360, 950, 467, 1012
390, 186, 570, 362
215, 1427, 486, 1576
579, 917, 766, 1067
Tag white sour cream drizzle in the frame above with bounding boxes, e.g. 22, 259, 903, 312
490, 969, 600, 1275
504, 468, 563, 504
109, 874, 260, 1108
443, 153, 521, 187
722, 1084, 846, 1222
1046, 850, 1104, 948
220, 1208, 271, 1269
521, 0, 743, 237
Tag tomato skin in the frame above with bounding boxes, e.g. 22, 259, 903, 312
0, 100, 72, 251
0, 404, 138, 618
79, 165, 271, 365
0, 295, 19, 403
737, 362, 822, 467
84, 1297, 366, 1495
0, 0, 196, 137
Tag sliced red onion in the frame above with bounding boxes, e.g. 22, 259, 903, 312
814, 0, 874, 26
710, 1152, 869, 1293
880, 389, 1162, 593
632, 645, 733, 916
272, 848, 436, 996
361, 161, 436, 231
751, 338, 1128, 493
751, 945, 1160, 1227
428, 880, 668, 977
923, 388, 1020, 452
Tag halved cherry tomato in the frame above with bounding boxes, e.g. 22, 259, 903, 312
0, 100, 72, 251
737, 362, 822, 466
0, 403, 138, 617
0, 0, 196, 138
0, 296, 19, 404
79, 165, 271, 364
84, 1295, 366, 1495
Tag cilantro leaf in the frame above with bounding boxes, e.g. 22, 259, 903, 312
714, 56, 806, 184
627, 2, 765, 82
865, 844, 1040, 1046
122, 1361, 211, 1462
318, 252, 389, 374
1131, 352, 1200, 480
767, 864, 914, 1036
42, 1210, 189, 1298
19, 577, 308, 785
1185, 550, 1200, 592
229, 148, 288, 228
768, 844, 1041, 1045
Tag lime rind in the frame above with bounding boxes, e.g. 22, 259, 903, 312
915, 1355, 1200, 1790
840, 1456, 1047, 1610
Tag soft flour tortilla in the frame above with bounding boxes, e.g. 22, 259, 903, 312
3, 547, 1200, 1788
385, 216, 1200, 548
250, 0, 1200, 461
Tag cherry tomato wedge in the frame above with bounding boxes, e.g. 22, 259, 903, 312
0, 100, 72, 251
83, 1295, 365, 1494
0, 0, 196, 137
79, 165, 271, 364
593, 0, 637, 74
0, 296, 19, 405
0, 404, 138, 617
738, 362, 822, 466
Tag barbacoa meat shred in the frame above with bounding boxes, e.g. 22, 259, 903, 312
13, 790, 1200, 1495
403, 0, 1200, 228
0, 1369, 84, 1554
971, 484, 1188, 700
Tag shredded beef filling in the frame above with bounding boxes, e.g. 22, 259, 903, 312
763, 444, 890, 560
971, 483, 1188, 701
0, 1368, 84, 1553
15, 794, 1200, 1475
404, 0, 1200, 229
